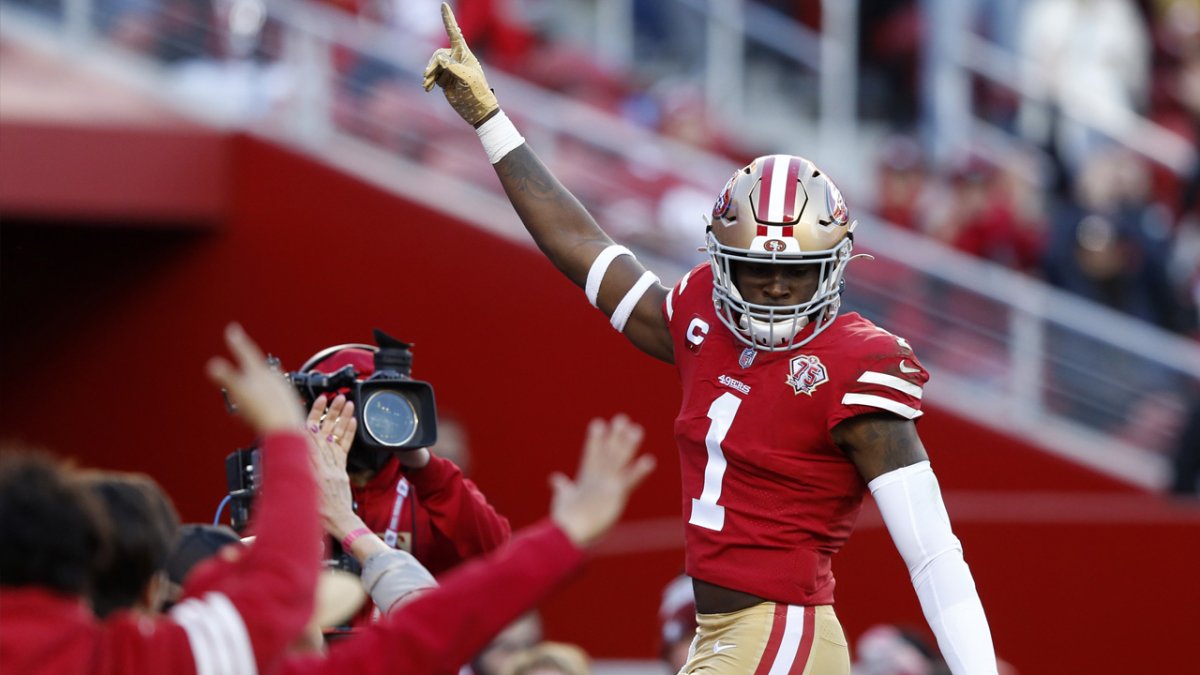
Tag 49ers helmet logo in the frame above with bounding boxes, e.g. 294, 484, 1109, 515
786, 354, 829, 396
712, 172, 739, 221
826, 180, 849, 226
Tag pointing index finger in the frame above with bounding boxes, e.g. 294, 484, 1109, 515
441, 2, 465, 52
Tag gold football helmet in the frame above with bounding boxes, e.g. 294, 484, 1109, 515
707, 154, 858, 350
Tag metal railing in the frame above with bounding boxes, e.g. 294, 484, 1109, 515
3, 0, 1196, 489
922, 0, 1197, 178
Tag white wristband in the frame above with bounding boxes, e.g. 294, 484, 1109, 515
585, 245, 633, 307
475, 110, 525, 164
611, 271, 659, 332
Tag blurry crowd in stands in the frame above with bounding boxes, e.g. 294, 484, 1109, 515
10, 0, 1198, 340
854, 0, 1200, 487
6, 0, 1199, 478
859, 0, 1200, 342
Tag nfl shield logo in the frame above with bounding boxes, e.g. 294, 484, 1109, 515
786, 354, 829, 396
738, 347, 757, 369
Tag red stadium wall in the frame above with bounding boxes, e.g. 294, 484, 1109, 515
3, 133, 1197, 674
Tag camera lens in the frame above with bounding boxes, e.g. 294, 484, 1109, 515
362, 390, 419, 447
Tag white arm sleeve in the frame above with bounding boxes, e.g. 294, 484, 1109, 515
868, 461, 998, 675
360, 548, 438, 614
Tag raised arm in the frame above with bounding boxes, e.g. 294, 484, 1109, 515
834, 415, 998, 675
176, 324, 323, 674
279, 415, 656, 675
424, 3, 673, 363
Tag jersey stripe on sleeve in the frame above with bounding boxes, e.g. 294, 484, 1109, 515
856, 371, 923, 399
171, 592, 256, 675
207, 592, 258, 675
841, 393, 923, 419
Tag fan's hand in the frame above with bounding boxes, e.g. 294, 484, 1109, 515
550, 415, 656, 547
207, 323, 306, 434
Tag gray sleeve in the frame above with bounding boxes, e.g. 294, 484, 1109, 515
360, 548, 438, 614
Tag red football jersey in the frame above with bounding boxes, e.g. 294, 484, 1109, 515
664, 264, 929, 606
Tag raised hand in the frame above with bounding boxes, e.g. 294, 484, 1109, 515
550, 415, 657, 547
305, 394, 360, 537
206, 323, 306, 434
422, 2, 499, 126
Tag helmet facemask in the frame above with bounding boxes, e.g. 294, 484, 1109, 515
706, 155, 857, 351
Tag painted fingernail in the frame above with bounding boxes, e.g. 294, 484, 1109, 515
326, 435, 334, 443
310, 424, 320, 433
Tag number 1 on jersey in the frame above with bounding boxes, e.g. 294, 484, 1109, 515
689, 392, 741, 531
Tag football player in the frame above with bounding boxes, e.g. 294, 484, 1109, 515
424, 3, 998, 673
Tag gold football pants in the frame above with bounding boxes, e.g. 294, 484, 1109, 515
679, 603, 850, 674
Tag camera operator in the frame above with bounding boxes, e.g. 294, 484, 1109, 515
306, 392, 439, 615
283, 335, 511, 626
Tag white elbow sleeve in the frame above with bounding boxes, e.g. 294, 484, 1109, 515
869, 462, 998, 675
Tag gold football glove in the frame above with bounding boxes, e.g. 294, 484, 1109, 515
422, 2, 499, 127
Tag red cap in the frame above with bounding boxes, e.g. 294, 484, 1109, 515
310, 347, 376, 377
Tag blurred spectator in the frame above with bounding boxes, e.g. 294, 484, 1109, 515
1016, 0, 1152, 193
505, 642, 590, 675
927, 155, 1045, 273
0, 324, 325, 675
853, 623, 944, 675
630, 0, 705, 78
859, 0, 922, 126
1043, 146, 1189, 332
657, 574, 696, 673
1169, 386, 1200, 496
97, 0, 160, 54
1167, 216, 1200, 337
470, 612, 543, 675
162, 523, 242, 608
320, 0, 532, 69
52, 410, 656, 674
79, 471, 181, 619
874, 134, 929, 231
96, 0, 292, 118
0, 448, 111, 599
854, 622, 1024, 675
